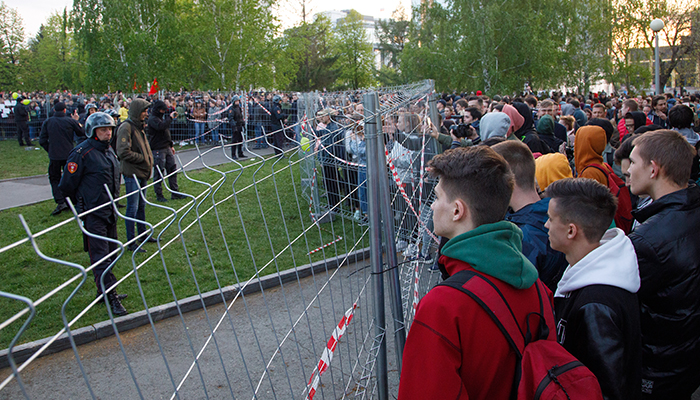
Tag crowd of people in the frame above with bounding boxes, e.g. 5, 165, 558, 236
9, 84, 700, 399
367, 91, 700, 400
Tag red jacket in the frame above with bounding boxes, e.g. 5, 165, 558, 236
398, 256, 554, 400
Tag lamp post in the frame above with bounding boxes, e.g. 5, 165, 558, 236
650, 18, 665, 95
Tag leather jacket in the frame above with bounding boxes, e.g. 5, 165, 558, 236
629, 183, 700, 398
554, 285, 641, 400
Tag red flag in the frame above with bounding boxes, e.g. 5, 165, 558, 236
148, 78, 159, 95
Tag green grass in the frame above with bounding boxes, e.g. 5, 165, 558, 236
0, 154, 369, 349
0, 140, 49, 180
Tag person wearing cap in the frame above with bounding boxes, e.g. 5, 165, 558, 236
39, 101, 86, 216
147, 100, 183, 202
13, 93, 32, 147
116, 98, 154, 252
58, 112, 128, 316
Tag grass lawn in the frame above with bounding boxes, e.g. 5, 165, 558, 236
0, 153, 369, 349
0, 140, 49, 180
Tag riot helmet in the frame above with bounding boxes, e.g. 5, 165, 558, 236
85, 112, 116, 139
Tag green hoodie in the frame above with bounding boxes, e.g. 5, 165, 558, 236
441, 221, 538, 289
116, 99, 153, 179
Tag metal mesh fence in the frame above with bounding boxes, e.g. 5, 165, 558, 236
0, 80, 442, 400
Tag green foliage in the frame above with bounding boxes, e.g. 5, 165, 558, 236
0, 1, 24, 87
281, 14, 338, 91
332, 10, 376, 90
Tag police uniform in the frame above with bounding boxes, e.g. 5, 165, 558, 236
58, 136, 121, 295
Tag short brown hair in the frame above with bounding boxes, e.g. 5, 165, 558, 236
546, 178, 617, 243
428, 146, 514, 227
592, 103, 605, 111
622, 99, 638, 111
491, 140, 536, 191
539, 99, 554, 109
632, 130, 697, 186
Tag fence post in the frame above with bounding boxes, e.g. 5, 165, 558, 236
376, 106, 406, 372
363, 91, 388, 400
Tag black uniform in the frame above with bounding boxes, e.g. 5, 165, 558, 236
230, 103, 245, 158
146, 107, 179, 199
39, 111, 86, 206
58, 137, 121, 294
270, 101, 285, 154
14, 100, 31, 146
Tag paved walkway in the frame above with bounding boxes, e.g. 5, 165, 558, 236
0, 145, 278, 211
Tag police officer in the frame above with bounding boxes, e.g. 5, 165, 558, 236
39, 101, 86, 216
58, 112, 128, 316
270, 95, 285, 155
13, 93, 32, 147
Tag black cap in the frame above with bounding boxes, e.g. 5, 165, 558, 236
54, 102, 66, 112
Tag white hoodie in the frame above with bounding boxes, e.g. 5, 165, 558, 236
555, 228, 640, 298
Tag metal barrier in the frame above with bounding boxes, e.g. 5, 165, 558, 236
0, 80, 442, 399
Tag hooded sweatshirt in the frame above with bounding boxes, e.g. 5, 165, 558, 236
574, 125, 608, 185
116, 98, 153, 179
398, 221, 546, 400
479, 112, 511, 142
501, 104, 524, 138
536, 114, 564, 153
535, 152, 573, 191
554, 228, 642, 400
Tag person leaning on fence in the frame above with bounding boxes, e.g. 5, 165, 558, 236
147, 100, 185, 202
39, 101, 87, 216
116, 98, 154, 253
398, 146, 550, 400
58, 112, 128, 316
316, 108, 345, 211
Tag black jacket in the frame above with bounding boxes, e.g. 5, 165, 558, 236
555, 285, 642, 400
146, 112, 173, 150
39, 111, 86, 160
230, 104, 244, 131
58, 138, 120, 224
629, 184, 700, 398
270, 102, 284, 130
14, 102, 29, 122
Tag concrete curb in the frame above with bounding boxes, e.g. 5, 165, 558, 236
0, 174, 47, 183
0, 247, 370, 370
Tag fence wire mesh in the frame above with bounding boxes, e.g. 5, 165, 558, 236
0, 80, 442, 400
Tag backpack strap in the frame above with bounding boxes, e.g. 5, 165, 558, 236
438, 270, 551, 400
580, 163, 609, 182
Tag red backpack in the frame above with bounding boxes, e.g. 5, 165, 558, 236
439, 270, 603, 400
581, 163, 634, 234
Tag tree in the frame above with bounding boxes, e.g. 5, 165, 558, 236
178, 0, 285, 90
0, 1, 24, 87
281, 14, 338, 91
22, 10, 83, 91
332, 10, 375, 90
375, 7, 409, 86
615, 0, 700, 91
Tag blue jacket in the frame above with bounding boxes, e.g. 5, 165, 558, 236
505, 197, 567, 291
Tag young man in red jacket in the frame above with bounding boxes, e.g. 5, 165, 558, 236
398, 146, 550, 400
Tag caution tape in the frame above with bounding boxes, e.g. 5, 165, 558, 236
305, 303, 357, 400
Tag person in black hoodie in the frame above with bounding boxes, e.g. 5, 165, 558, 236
512, 102, 553, 154
39, 101, 86, 215
229, 96, 246, 159
147, 100, 183, 202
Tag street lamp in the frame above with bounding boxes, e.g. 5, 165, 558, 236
650, 18, 665, 95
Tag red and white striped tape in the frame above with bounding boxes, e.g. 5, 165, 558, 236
305, 303, 357, 400
385, 147, 439, 245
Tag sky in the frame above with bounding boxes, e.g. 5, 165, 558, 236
7, 0, 415, 41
